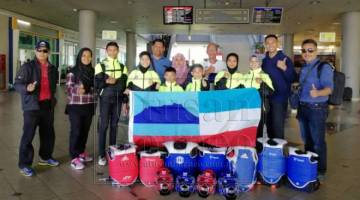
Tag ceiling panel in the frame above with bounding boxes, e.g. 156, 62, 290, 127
0, 0, 359, 42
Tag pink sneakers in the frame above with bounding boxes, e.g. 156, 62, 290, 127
71, 158, 85, 170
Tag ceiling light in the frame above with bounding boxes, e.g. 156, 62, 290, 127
17, 19, 31, 26
296, 22, 301, 25
110, 20, 118, 24
310, 0, 320, 5
332, 22, 341, 25
73, 8, 78, 12
306, 29, 315, 33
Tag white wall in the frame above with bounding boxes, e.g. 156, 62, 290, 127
214, 35, 253, 73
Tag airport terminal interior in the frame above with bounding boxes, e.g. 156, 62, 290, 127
0, 0, 360, 200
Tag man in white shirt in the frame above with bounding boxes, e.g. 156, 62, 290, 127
202, 43, 226, 76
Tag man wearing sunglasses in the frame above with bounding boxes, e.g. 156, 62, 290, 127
297, 39, 333, 178
262, 34, 296, 139
14, 40, 60, 177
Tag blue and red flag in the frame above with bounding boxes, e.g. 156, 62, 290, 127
128, 88, 261, 147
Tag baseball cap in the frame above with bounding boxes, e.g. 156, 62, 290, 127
35, 40, 50, 50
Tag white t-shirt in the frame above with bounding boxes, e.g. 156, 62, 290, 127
202, 60, 227, 73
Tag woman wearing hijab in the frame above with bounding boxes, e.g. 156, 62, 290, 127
65, 48, 95, 170
171, 53, 189, 87
214, 53, 244, 90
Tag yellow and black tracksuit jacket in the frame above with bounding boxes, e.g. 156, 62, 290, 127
214, 70, 244, 90
185, 78, 210, 92
126, 66, 161, 91
242, 68, 274, 97
94, 57, 128, 97
158, 81, 184, 92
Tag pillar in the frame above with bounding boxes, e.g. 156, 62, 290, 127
126, 31, 136, 70
283, 33, 294, 61
342, 12, 360, 100
79, 10, 96, 63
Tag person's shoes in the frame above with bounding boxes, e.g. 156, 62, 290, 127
38, 158, 60, 167
20, 167, 35, 177
79, 152, 93, 162
98, 156, 107, 166
71, 158, 85, 170
318, 172, 326, 182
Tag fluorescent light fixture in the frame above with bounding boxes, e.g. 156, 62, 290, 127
319, 32, 336, 42
310, 0, 321, 5
17, 19, 31, 26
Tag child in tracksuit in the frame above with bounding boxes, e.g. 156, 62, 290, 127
242, 55, 274, 139
159, 67, 184, 92
126, 51, 161, 92
214, 53, 244, 90
185, 64, 210, 92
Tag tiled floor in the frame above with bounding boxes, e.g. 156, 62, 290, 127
0, 87, 359, 200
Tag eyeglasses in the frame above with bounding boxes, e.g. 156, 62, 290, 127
301, 48, 316, 53
36, 49, 49, 53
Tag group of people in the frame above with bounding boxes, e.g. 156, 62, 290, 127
14, 35, 333, 180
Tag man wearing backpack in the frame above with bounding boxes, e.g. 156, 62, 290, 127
94, 42, 128, 166
297, 39, 333, 178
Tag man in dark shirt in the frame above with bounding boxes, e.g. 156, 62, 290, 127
14, 41, 60, 177
262, 34, 297, 139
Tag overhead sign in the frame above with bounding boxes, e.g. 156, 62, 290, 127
163, 6, 193, 24
196, 9, 250, 24
252, 7, 283, 24
102, 30, 117, 40
319, 32, 336, 42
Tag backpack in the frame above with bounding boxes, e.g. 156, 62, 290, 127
343, 87, 352, 101
317, 62, 345, 105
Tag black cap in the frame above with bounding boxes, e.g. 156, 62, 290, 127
36, 40, 50, 50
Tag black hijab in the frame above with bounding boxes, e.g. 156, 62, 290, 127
70, 48, 94, 93
226, 53, 239, 74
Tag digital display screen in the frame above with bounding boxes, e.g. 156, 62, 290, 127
196, 9, 250, 24
163, 6, 193, 24
252, 7, 283, 24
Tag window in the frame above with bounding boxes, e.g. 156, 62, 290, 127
170, 43, 208, 65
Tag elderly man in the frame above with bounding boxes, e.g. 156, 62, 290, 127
202, 42, 226, 77
14, 40, 60, 176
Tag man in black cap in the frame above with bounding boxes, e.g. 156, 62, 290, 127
14, 40, 60, 176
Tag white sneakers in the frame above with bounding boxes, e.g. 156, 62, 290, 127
79, 152, 93, 162
98, 156, 107, 166
71, 154, 106, 168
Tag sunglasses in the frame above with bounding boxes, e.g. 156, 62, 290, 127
36, 49, 49, 53
301, 48, 316, 53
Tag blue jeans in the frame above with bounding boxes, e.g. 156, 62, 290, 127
297, 102, 328, 173
266, 101, 288, 139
